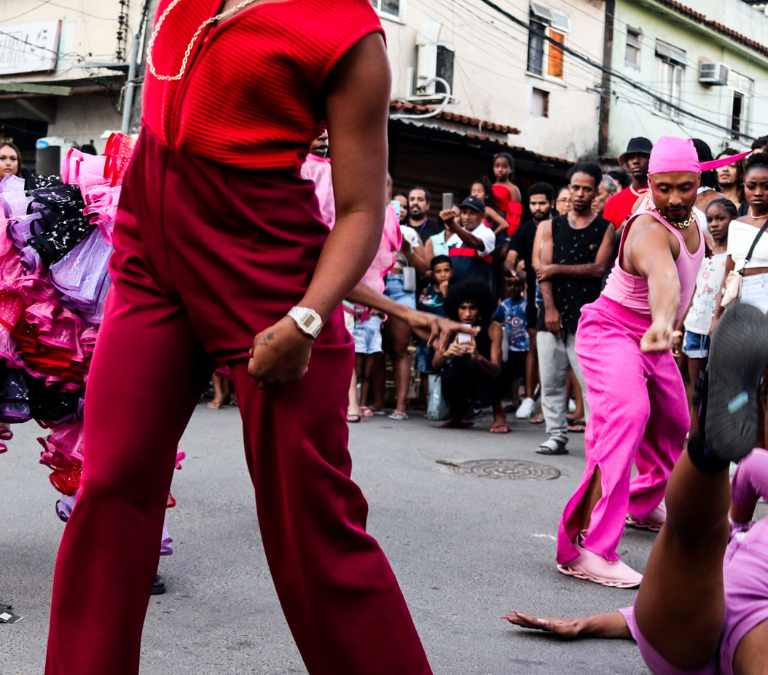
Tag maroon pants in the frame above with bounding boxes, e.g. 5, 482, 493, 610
45, 128, 431, 675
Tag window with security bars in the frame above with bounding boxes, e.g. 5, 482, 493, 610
526, 3, 570, 80
370, 0, 402, 20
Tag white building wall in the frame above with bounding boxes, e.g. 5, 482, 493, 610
380, 0, 606, 162
608, 0, 768, 159
0, 0, 145, 83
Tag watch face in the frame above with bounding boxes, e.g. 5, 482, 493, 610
302, 315, 316, 329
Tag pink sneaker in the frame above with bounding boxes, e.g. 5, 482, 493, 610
626, 502, 667, 532
557, 542, 642, 588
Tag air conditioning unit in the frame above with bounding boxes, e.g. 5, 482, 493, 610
700, 62, 730, 86
408, 21, 455, 101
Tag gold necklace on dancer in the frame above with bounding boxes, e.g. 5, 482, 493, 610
643, 193, 695, 230
147, 0, 260, 81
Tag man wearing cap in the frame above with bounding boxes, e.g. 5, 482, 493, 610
555, 137, 750, 589
603, 137, 653, 229
439, 195, 497, 286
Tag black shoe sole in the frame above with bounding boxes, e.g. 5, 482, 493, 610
705, 304, 768, 463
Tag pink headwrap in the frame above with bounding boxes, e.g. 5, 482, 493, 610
648, 136, 751, 175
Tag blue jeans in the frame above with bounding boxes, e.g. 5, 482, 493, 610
384, 274, 416, 310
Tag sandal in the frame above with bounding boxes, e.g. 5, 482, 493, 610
359, 406, 375, 418
346, 413, 362, 423
389, 410, 409, 420
490, 423, 510, 434
367, 407, 386, 416
207, 399, 224, 410
568, 419, 586, 433
536, 439, 568, 455
530, 411, 545, 425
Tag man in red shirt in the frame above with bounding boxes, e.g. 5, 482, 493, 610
603, 137, 653, 229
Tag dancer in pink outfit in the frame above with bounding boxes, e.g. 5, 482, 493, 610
507, 302, 768, 675
556, 137, 750, 588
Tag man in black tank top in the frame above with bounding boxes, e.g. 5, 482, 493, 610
534, 164, 616, 455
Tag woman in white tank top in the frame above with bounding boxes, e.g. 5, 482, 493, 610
715, 154, 768, 318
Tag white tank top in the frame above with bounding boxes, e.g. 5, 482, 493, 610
693, 186, 713, 233
728, 219, 768, 270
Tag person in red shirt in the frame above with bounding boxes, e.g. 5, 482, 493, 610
43, 2, 443, 674
603, 137, 653, 229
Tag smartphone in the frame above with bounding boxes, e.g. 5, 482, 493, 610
442, 192, 454, 211
457, 325, 472, 344
390, 199, 401, 220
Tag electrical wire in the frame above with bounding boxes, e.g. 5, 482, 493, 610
475, 0, 757, 141
0, 1, 55, 23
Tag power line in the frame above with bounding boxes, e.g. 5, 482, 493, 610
1, 1, 55, 23
476, 0, 756, 141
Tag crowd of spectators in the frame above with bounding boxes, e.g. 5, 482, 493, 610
339, 134, 768, 459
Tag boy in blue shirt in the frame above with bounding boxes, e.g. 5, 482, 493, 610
492, 271, 529, 431
417, 255, 453, 411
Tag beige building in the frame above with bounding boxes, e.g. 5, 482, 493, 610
0, 0, 145, 170
379, 0, 607, 195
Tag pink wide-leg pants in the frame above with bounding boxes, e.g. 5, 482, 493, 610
557, 296, 688, 564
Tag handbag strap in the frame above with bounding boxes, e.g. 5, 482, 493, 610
740, 219, 768, 275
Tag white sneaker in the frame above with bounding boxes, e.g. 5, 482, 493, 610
516, 397, 535, 419
568, 399, 576, 414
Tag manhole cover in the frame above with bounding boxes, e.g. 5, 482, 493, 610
437, 459, 561, 481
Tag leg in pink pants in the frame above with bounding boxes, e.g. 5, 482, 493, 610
45, 128, 432, 675
557, 297, 688, 565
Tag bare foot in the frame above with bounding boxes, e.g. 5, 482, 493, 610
207, 398, 224, 409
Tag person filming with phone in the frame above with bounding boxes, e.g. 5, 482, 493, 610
440, 196, 497, 287
432, 279, 505, 429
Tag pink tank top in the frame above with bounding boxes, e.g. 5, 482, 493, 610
602, 203, 704, 323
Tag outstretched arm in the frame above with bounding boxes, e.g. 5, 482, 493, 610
504, 610, 632, 640
623, 217, 681, 353
347, 283, 478, 352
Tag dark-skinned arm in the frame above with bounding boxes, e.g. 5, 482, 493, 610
469, 322, 503, 378
710, 254, 735, 335
347, 283, 477, 352
248, 34, 390, 387
624, 217, 681, 353
504, 610, 633, 641
537, 226, 616, 280
445, 215, 486, 250
536, 220, 561, 337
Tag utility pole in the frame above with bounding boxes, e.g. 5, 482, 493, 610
122, 0, 159, 135
598, 0, 615, 160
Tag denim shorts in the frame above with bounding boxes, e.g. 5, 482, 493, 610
415, 340, 434, 374
352, 315, 383, 355
741, 273, 768, 316
384, 274, 416, 310
683, 331, 711, 359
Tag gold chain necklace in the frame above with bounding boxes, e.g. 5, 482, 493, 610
147, 0, 259, 82
643, 194, 694, 229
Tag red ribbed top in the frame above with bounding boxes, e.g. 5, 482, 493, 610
143, 0, 384, 170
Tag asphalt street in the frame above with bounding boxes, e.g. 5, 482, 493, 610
4, 401, 741, 674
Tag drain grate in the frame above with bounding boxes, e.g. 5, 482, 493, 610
437, 459, 561, 481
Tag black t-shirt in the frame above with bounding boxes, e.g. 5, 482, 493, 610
407, 218, 442, 242
537, 214, 610, 335
738, 201, 749, 217
508, 219, 539, 320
